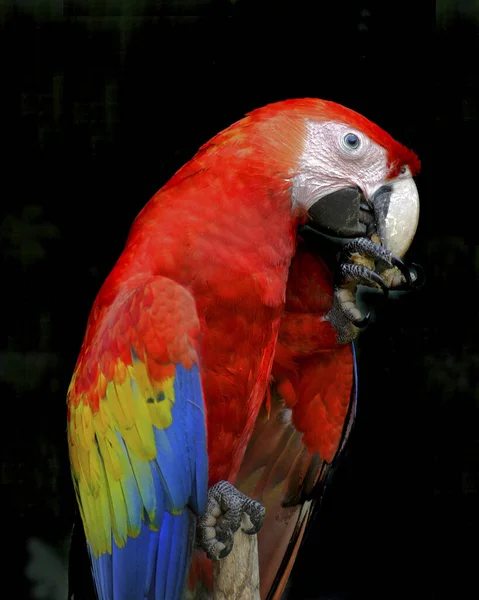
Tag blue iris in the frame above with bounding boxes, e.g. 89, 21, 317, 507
344, 133, 360, 149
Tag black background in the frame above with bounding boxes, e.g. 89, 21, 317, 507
1, 1, 477, 599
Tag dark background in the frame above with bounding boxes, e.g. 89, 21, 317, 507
1, 1, 477, 599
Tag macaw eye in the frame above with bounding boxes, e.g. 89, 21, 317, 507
343, 133, 361, 150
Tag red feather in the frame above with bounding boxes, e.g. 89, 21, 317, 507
246, 98, 421, 178
69, 98, 419, 599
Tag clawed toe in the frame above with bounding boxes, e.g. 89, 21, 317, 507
197, 481, 265, 560
326, 237, 424, 342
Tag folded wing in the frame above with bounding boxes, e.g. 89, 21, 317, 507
67, 276, 208, 600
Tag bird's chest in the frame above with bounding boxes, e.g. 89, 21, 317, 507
192, 268, 286, 483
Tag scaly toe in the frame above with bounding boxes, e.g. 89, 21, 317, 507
241, 499, 265, 535
198, 480, 265, 560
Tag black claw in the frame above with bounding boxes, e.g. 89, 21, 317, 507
218, 535, 234, 559
340, 263, 389, 297
390, 255, 412, 287
353, 310, 371, 329
341, 238, 413, 290
242, 525, 259, 535
241, 500, 265, 535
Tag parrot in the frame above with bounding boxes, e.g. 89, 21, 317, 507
66, 98, 421, 600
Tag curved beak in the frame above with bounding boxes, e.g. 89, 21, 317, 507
307, 177, 419, 258
370, 178, 419, 258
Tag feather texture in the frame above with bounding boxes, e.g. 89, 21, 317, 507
68, 277, 208, 599
68, 98, 420, 599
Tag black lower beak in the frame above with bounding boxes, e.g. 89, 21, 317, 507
306, 187, 376, 239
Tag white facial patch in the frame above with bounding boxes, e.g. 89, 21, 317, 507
291, 119, 420, 259
292, 120, 389, 210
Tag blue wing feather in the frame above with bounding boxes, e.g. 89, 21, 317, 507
111, 523, 153, 599
90, 362, 208, 600
154, 511, 192, 599
182, 364, 208, 516
91, 551, 113, 600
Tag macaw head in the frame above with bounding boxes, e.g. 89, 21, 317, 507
246, 98, 420, 260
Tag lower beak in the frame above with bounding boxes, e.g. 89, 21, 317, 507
306, 178, 420, 258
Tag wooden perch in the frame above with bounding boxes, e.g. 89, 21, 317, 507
212, 515, 261, 600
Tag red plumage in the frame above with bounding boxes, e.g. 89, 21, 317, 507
68, 98, 421, 599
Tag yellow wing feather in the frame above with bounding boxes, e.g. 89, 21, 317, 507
68, 356, 177, 557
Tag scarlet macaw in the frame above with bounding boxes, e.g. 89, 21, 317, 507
67, 98, 421, 599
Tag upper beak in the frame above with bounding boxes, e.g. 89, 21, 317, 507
307, 177, 419, 258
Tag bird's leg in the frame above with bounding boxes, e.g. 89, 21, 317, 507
325, 237, 420, 343
197, 480, 265, 560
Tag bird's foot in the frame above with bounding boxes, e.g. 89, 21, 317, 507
325, 238, 422, 343
197, 480, 265, 560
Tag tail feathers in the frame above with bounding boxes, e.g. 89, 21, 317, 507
89, 511, 195, 600
235, 386, 333, 600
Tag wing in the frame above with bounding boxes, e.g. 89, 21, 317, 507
235, 245, 358, 600
67, 276, 208, 600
